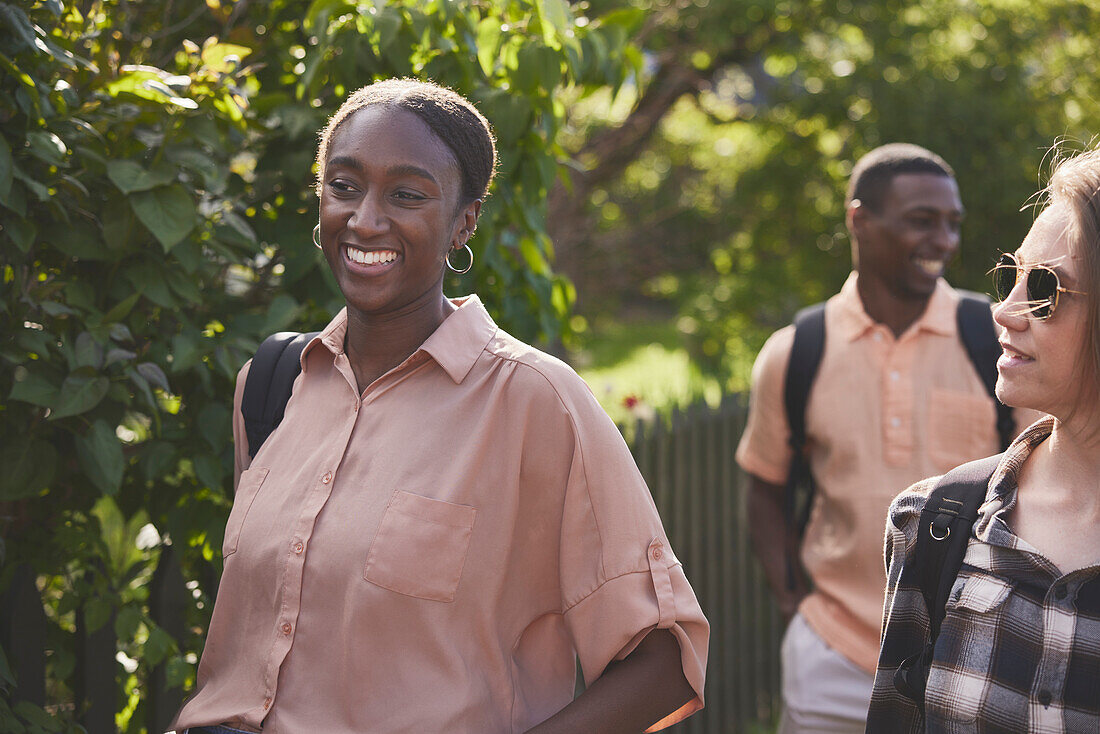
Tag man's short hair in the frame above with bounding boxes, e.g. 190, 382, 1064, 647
846, 143, 956, 212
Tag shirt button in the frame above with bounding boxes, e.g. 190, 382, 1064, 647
1054, 584, 1067, 600
281, 622, 292, 635
651, 547, 663, 561
890, 370, 900, 381
890, 417, 901, 428
873, 332, 883, 342
292, 540, 304, 554
1038, 689, 1052, 707
321, 471, 332, 484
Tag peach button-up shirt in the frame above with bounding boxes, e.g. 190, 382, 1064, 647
172, 295, 708, 734
736, 274, 1032, 673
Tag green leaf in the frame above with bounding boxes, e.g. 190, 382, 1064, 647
105, 348, 136, 367
262, 294, 302, 333
170, 332, 203, 372
0, 438, 57, 501
144, 626, 176, 666
9, 371, 59, 407
536, 0, 570, 46
38, 301, 74, 317
140, 442, 176, 483
193, 453, 225, 490
200, 42, 252, 73
125, 367, 158, 413
198, 403, 230, 451
476, 17, 502, 76
3, 217, 34, 252
135, 362, 170, 392
12, 700, 59, 731
76, 420, 125, 495
109, 323, 134, 343
75, 332, 104, 369
50, 371, 109, 420
123, 261, 175, 308
83, 596, 112, 634
102, 292, 141, 323
24, 131, 68, 167
41, 221, 109, 260
130, 185, 197, 251
114, 605, 142, 641
0, 6, 37, 54
166, 270, 203, 304
105, 160, 175, 194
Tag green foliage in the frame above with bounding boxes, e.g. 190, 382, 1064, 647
565, 0, 1100, 388
0, 0, 635, 729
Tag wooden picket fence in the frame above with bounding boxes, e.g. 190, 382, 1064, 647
1, 394, 780, 733
632, 396, 781, 733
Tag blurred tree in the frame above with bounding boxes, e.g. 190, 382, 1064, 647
552, 0, 1100, 387
0, 0, 635, 730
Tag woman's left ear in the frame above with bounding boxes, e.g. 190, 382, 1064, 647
454, 199, 483, 247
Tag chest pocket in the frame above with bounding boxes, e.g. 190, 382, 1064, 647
223, 467, 270, 557
363, 490, 478, 602
927, 388, 998, 472
925, 572, 1014, 728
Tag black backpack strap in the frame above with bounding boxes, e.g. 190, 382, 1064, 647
782, 302, 827, 588
893, 452, 1002, 705
241, 331, 319, 461
956, 290, 1015, 451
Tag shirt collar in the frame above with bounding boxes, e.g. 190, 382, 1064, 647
419, 295, 498, 384
300, 295, 498, 384
832, 272, 958, 342
976, 415, 1057, 535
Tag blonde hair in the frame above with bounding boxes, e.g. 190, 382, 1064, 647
1042, 145, 1100, 394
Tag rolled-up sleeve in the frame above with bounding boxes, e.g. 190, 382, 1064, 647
556, 389, 709, 731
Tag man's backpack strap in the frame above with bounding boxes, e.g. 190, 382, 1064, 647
892, 452, 1002, 705
956, 290, 1015, 451
782, 302, 827, 588
241, 331, 319, 460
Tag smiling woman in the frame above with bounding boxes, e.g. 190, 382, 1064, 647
168, 79, 709, 734
867, 146, 1100, 732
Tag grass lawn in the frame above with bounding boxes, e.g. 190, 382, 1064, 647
566, 317, 726, 428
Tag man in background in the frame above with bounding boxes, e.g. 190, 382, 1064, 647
736, 143, 1033, 733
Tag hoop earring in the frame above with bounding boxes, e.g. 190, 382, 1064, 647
312, 224, 322, 249
446, 244, 474, 274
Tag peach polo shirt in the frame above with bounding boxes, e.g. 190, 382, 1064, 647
736, 274, 1033, 674
172, 295, 708, 734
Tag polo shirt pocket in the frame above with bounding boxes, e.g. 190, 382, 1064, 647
223, 467, 269, 558
927, 388, 997, 472
363, 490, 478, 602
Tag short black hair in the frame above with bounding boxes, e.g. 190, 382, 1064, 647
315, 78, 497, 205
846, 143, 955, 212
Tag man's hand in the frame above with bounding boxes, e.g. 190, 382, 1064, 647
746, 474, 810, 623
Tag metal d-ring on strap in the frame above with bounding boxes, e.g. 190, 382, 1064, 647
930, 523, 951, 541
447, 243, 474, 274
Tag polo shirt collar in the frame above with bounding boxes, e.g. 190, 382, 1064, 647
833, 272, 958, 342
299, 296, 497, 384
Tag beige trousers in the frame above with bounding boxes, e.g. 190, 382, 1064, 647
777, 612, 875, 734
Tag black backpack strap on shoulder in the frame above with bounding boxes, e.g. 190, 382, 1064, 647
893, 452, 1002, 705
956, 290, 1015, 451
241, 330, 319, 460
782, 302, 827, 589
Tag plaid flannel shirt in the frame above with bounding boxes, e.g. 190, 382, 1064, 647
867, 416, 1100, 733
